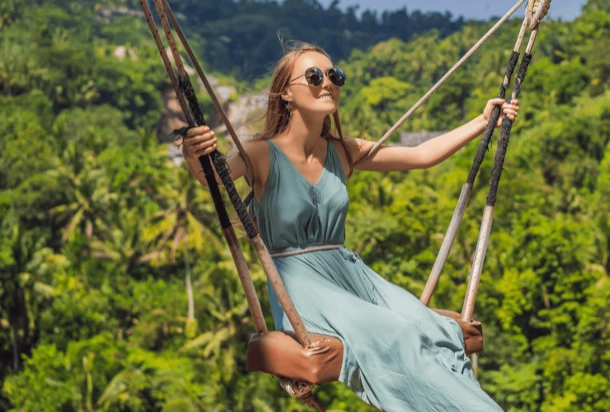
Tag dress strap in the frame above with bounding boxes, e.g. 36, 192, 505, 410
326, 138, 347, 183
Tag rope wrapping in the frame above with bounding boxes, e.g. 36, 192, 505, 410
513, 53, 533, 100
147, 0, 262, 240
160, 0, 255, 184
487, 53, 533, 206
145, 0, 311, 346
466, 50, 520, 184
140, 0, 269, 325
421, 16, 530, 306
527, 0, 552, 29
202, 155, 232, 229
173, 68, 258, 237
180, 74, 206, 126
210, 151, 258, 238
139, 2, 319, 409
171, 71, 237, 231
461, 20, 541, 323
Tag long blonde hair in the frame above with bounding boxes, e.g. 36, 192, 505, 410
255, 42, 354, 179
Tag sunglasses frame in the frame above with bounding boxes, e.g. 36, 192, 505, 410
290, 67, 346, 88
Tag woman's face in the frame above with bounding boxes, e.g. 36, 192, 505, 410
284, 51, 341, 117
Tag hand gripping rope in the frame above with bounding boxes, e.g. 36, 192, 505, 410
350, 0, 552, 320
461, 0, 551, 323
421, 0, 551, 307
355, 0, 529, 165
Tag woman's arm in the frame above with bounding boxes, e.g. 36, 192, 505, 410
350, 98, 519, 172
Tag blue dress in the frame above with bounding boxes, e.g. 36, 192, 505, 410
253, 137, 502, 411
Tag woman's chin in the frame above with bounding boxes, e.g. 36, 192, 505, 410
298, 103, 339, 118
315, 103, 338, 115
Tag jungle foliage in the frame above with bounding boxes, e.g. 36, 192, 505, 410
1, 0, 609, 411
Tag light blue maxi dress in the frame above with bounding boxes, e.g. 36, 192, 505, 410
252, 137, 502, 411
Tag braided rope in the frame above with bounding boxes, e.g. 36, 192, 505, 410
420, 15, 527, 305
461, 20, 543, 322
279, 377, 313, 398
159, 0, 255, 185
141, 4, 314, 346
526, 0, 552, 29
279, 378, 325, 411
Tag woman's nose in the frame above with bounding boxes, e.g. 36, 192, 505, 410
321, 73, 334, 89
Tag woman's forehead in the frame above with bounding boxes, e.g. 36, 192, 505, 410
293, 52, 333, 72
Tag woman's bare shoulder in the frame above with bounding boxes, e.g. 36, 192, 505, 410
242, 139, 271, 162
237, 139, 272, 183
330, 136, 371, 160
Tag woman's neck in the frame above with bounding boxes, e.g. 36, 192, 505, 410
281, 111, 327, 158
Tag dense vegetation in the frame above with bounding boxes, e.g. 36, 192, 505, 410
1, 0, 610, 410
162, 0, 465, 78
2, 0, 465, 80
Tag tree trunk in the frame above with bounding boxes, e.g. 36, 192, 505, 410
10, 321, 19, 371
184, 229, 194, 321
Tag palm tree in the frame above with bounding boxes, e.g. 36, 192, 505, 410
144, 163, 223, 337
0, 210, 57, 371
0, 36, 37, 96
89, 205, 156, 273
49, 145, 117, 241
97, 364, 207, 411
179, 258, 256, 409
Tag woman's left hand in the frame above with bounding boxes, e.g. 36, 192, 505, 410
483, 98, 520, 128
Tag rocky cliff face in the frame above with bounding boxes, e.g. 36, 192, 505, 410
155, 69, 267, 145
156, 71, 267, 165
217, 90, 268, 142
156, 86, 188, 143
119, 41, 267, 164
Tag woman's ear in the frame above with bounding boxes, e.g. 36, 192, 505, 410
281, 88, 293, 103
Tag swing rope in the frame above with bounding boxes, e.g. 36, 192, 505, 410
138, 0, 328, 408
143, 0, 313, 348
462, 0, 550, 322
137, 0, 268, 334
158, 0, 255, 185
421, 12, 531, 306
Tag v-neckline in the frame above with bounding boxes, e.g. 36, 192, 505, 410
270, 138, 331, 188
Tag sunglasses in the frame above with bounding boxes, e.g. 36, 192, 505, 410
290, 67, 347, 88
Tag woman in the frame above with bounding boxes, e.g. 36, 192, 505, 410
182, 43, 519, 411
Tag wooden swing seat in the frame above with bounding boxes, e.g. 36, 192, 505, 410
247, 309, 483, 384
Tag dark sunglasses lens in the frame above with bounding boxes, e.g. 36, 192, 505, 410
305, 68, 324, 87
328, 68, 346, 87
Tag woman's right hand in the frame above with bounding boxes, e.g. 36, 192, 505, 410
182, 125, 217, 161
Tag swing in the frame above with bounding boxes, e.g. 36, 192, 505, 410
138, 0, 551, 409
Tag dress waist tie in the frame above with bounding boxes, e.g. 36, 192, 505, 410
270, 244, 345, 258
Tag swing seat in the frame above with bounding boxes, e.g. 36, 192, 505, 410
246, 309, 483, 384
247, 331, 344, 384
